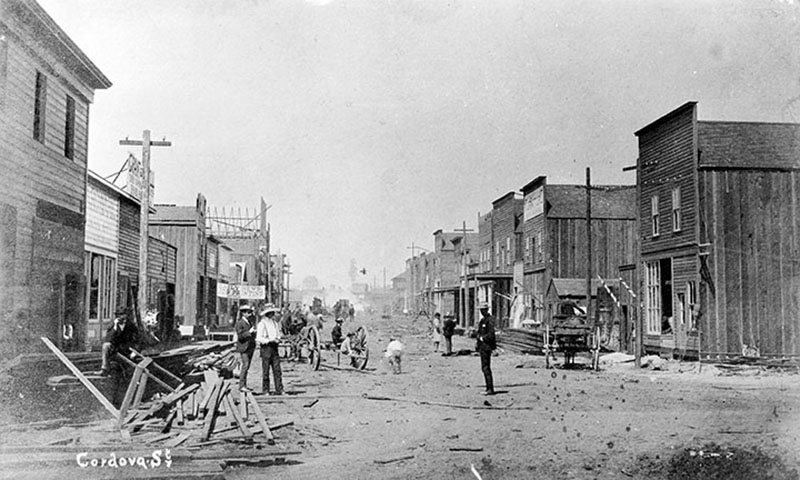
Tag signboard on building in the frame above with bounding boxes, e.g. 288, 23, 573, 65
125, 156, 155, 205
524, 186, 544, 221
216, 283, 265, 300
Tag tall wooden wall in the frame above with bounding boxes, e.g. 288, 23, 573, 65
116, 199, 140, 311
698, 169, 800, 356
0, 1, 106, 355
148, 224, 199, 327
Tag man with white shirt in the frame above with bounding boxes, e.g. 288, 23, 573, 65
256, 303, 283, 395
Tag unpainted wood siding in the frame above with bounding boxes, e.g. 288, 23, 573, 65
491, 197, 522, 275
117, 199, 140, 289
547, 217, 638, 283
149, 225, 200, 326
637, 104, 697, 255
0, 9, 97, 356
698, 169, 800, 356
147, 236, 176, 305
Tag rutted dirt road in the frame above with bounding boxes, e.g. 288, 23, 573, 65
232, 313, 800, 479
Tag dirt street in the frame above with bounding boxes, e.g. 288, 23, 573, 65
232, 313, 800, 480
1, 312, 798, 479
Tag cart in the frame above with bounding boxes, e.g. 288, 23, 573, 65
278, 325, 322, 371
543, 301, 600, 369
321, 326, 370, 370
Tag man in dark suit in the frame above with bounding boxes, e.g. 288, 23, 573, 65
476, 302, 496, 395
235, 304, 257, 392
99, 308, 138, 375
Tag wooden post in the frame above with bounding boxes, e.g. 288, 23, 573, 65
119, 131, 171, 320
246, 391, 275, 444
117, 357, 152, 428
455, 221, 475, 326
41, 337, 119, 419
586, 167, 592, 322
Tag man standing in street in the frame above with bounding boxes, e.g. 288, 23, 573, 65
476, 302, 496, 395
235, 304, 256, 392
442, 312, 457, 356
256, 303, 283, 395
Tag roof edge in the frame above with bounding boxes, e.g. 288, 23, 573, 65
635, 101, 697, 137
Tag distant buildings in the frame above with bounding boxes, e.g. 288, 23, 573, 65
401, 102, 800, 359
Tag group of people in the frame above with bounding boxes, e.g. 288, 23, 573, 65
100, 300, 497, 397
430, 303, 496, 395
235, 303, 284, 395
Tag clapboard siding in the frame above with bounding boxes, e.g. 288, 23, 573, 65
638, 103, 697, 255
0, 2, 108, 356
148, 237, 177, 284
117, 199, 140, 287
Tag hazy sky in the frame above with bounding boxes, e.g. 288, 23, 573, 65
39, 0, 800, 288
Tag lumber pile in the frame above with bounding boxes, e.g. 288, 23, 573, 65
496, 328, 545, 354
117, 369, 284, 449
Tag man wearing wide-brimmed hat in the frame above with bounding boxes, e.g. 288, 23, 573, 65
234, 304, 257, 392
256, 303, 283, 395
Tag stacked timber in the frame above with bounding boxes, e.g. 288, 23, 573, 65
496, 328, 544, 354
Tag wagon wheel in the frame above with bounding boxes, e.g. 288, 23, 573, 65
350, 348, 369, 370
349, 326, 369, 370
304, 325, 322, 371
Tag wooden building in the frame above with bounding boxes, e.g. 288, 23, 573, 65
429, 229, 461, 318
205, 201, 271, 314
85, 171, 175, 347
636, 102, 800, 358
0, 0, 111, 356
520, 176, 637, 347
467, 192, 523, 329
149, 195, 208, 328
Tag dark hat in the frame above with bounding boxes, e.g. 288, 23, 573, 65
479, 302, 490, 310
335, 317, 344, 323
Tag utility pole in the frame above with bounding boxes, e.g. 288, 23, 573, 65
407, 242, 416, 314
284, 262, 291, 307
454, 221, 475, 328
586, 167, 592, 315
119, 130, 171, 323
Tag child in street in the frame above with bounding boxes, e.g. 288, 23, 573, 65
385, 338, 404, 374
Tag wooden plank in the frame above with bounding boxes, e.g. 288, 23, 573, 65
238, 389, 248, 420
176, 399, 185, 425
223, 392, 253, 441
162, 409, 177, 434
132, 374, 149, 408
141, 383, 200, 421
199, 382, 218, 417
130, 348, 183, 384
164, 432, 191, 448
200, 379, 225, 441
40, 337, 119, 419
192, 391, 200, 419
246, 391, 275, 445
115, 353, 175, 393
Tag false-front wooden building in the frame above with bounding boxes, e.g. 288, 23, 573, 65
149, 195, 209, 328
0, 0, 111, 355
85, 171, 176, 347
636, 101, 800, 358
520, 176, 638, 351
